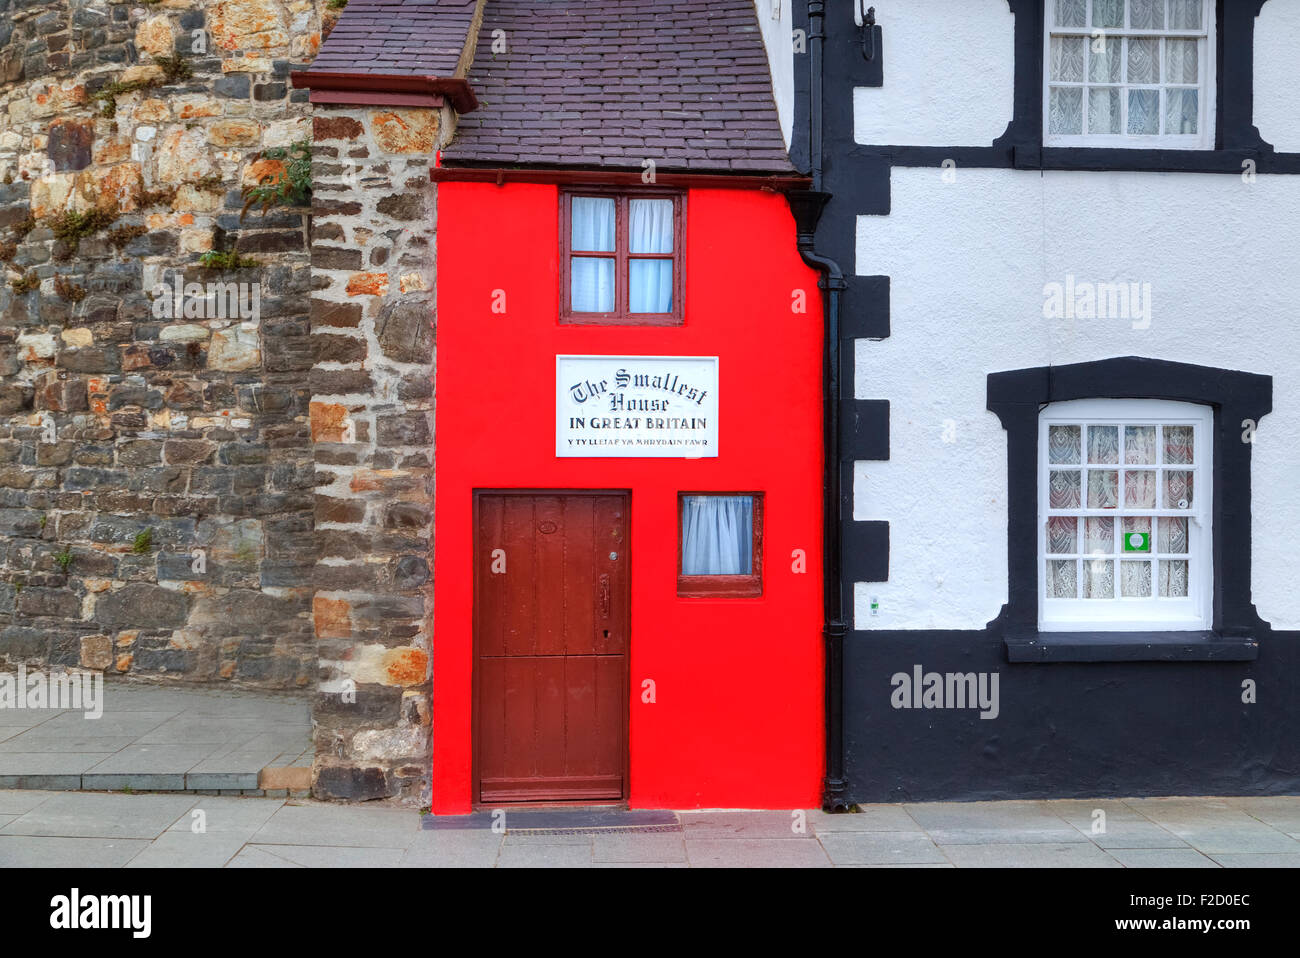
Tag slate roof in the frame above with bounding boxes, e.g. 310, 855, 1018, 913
444, 0, 793, 173
311, 0, 482, 77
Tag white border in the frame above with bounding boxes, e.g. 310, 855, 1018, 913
1038, 397, 1213, 631
1042, 0, 1217, 150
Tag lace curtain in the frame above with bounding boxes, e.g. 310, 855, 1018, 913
1048, 0, 1205, 138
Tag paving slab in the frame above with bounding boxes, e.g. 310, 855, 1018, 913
0, 752, 116, 776
135, 717, 294, 745
250, 803, 420, 849
1125, 799, 1300, 854
939, 842, 1122, 868
400, 829, 504, 867
1047, 799, 1189, 849
1222, 796, 1300, 836
0, 710, 70, 729
680, 810, 813, 840
172, 797, 286, 832
38, 710, 175, 736
225, 845, 303, 868
686, 837, 833, 867
904, 800, 1087, 845
0, 791, 196, 840
591, 832, 687, 863
0, 835, 151, 867
1108, 848, 1220, 868
244, 844, 408, 867
818, 830, 949, 865
496, 841, 593, 868
86, 743, 222, 773
124, 832, 248, 868
809, 805, 923, 833
1208, 852, 1300, 868
186, 746, 290, 774
0, 790, 55, 815
0, 733, 137, 753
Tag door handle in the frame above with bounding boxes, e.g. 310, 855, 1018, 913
599, 574, 610, 619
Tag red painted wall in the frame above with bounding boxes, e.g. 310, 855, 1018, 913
432, 181, 824, 813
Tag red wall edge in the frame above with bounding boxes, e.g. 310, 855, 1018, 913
432, 181, 825, 813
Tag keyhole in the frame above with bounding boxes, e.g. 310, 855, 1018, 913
603, 630, 609, 638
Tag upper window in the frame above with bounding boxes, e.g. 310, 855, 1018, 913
560, 190, 684, 325
1039, 399, 1212, 631
1044, 0, 1215, 150
678, 493, 763, 597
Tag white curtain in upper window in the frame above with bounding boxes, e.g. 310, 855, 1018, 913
681, 495, 753, 575
571, 196, 615, 311
629, 199, 673, 313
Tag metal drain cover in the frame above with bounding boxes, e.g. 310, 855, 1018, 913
510, 824, 682, 836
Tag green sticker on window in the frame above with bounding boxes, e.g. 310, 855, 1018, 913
1123, 531, 1150, 553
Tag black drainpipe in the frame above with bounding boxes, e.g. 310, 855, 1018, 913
787, 0, 850, 813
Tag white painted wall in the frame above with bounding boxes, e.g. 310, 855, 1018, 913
852, 0, 1015, 147
1254, 0, 1300, 153
852, 167, 1300, 631
753, 0, 795, 149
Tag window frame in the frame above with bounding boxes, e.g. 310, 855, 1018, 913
677, 492, 764, 598
1038, 397, 1213, 632
1042, 0, 1217, 151
559, 187, 686, 326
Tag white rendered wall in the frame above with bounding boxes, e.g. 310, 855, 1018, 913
852, 0, 1015, 147
1254, 0, 1300, 153
852, 167, 1300, 631
753, 0, 794, 149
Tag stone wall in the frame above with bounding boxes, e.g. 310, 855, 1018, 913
0, 0, 333, 687
308, 105, 439, 802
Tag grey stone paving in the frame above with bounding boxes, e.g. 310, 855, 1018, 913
0, 791, 1298, 867
0, 681, 311, 793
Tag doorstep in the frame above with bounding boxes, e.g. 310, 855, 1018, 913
0, 679, 312, 795
424, 807, 681, 833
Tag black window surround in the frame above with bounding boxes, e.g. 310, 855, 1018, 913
987, 356, 1271, 662
1009, 0, 1272, 173
839, 0, 1300, 176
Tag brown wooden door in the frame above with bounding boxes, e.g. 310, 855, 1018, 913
474, 492, 629, 804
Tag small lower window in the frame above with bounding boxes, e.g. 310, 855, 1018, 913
678, 493, 763, 597
1039, 398, 1211, 630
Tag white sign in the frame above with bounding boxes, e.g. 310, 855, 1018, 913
556, 355, 719, 458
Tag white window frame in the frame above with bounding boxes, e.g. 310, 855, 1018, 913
1043, 0, 1217, 150
1038, 398, 1212, 632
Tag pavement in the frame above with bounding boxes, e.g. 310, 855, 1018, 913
0, 683, 311, 793
1, 791, 1299, 867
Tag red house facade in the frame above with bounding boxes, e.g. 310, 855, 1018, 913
425, 2, 825, 813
